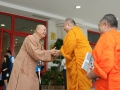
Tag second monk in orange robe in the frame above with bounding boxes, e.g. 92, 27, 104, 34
87, 14, 120, 90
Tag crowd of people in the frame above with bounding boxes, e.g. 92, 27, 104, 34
1, 50, 14, 90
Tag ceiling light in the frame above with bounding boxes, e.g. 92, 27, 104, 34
15, 42, 17, 43
1, 24, 5, 26
76, 6, 81, 9
117, 18, 118, 20
31, 30, 33, 31
16, 39, 18, 40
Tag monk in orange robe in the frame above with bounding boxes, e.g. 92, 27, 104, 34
87, 14, 120, 90
55, 18, 92, 90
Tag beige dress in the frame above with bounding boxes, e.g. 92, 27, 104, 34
7, 33, 54, 90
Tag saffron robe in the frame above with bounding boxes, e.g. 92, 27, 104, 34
7, 33, 54, 90
92, 29, 120, 90
60, 26, 92, 90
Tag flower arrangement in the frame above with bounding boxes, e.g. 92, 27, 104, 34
41, 69, 64, 85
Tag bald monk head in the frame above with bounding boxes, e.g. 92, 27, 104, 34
98, 14, 118, 34
63, 18, 76, 32
35, 24, 47, 38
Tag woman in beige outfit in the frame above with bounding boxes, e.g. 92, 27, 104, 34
7, 25, 56, 90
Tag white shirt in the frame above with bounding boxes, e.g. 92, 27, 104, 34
9, 56, 15, 63
61, 58, 66, 69
11, 57, 15, 63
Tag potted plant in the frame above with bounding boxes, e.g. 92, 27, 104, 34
52, 38, 64, 70
41, 38, 65, 89
41, 69, 64, 89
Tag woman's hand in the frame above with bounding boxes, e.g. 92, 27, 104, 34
3, 68, 7, 71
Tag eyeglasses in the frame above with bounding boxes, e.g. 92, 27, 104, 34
98, 23, 104, 27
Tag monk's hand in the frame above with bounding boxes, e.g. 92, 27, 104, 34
87, 62, 92, 73
51, 47, 56, 56
87, 63, 93, 79
95, 78, 99, 80
87, 66, 90, 76
54, 50, 61, 57
87, 65, 100, 79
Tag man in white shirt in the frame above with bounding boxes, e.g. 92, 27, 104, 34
61, 58, 67, 89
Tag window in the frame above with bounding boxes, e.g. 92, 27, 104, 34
87, 30, 100, 49
15, 18, 44, 34
0, 14, 11, 30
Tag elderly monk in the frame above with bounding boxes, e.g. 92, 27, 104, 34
7, 24, 56, 90
55, 18, 92, 90
87, 14, 120, 90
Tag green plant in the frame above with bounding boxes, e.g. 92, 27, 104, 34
53, 38, 63, 50
51, 66, 58, 71
41, 69, 64, 85
52, 38, 64, 64
52, 59, 61, 64
41, 38, 64, 85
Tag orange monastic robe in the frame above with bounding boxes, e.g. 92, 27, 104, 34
92, 29, 120, 90
60, 26, 92, 90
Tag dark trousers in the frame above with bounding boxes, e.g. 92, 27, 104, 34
36, 72, 41, 90
63, 69, 67, 89
7, 71, 11, 83
36, 72, 39, 79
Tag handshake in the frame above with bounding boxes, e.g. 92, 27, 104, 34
50, 47, 61, 57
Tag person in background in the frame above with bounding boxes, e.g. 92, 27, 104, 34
36, 61, 41, 79
36, 61, 41, 90
6, 50, 14, 73
61, 58, 67, 89
2, 55, 10, 90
